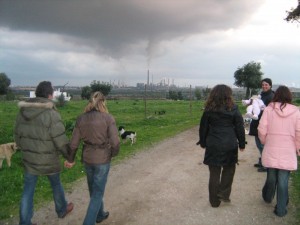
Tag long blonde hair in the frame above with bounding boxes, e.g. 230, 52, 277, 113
84, 91, 108, 113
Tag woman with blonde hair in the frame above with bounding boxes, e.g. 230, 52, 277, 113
84, 91, 109, 113
66, 91, 120, 225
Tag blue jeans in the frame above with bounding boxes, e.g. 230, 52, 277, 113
19, 172, 68, 225
255, 136, 264, 155
255, 136, 264, 166
83, 163, 110, 225
262, 168, 290, 216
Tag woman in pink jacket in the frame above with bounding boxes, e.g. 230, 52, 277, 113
258, 85, 300, 217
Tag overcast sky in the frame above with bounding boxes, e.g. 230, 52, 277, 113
0, 0, 299, 88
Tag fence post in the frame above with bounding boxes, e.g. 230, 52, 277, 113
189, 85, 192, 115
144, 84, 147, 118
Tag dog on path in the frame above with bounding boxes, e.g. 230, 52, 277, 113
118, 126, 137, 145
0, 142, 18, 169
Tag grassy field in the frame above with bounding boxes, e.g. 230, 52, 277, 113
0, 99, 299, 222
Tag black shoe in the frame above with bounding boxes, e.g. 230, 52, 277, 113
273, 209, 287, 217
254, 163, 261, 168
258, 167, 267, 172
96, 211, 109, 223
210, 200, 221, 208
217, 194, 231, 203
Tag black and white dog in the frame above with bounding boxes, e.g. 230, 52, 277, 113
118, 126, 137, 145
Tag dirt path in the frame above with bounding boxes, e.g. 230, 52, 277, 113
2, 126, 298, 225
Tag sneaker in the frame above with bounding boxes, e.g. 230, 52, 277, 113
96, 211, 109, 223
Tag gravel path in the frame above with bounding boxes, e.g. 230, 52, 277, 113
2, 126, 298, 225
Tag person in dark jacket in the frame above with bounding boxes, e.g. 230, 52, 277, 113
198, 84, 246, 207
249, 78, 274, 172
65, 91, 120, 225
14, 81, 73, 225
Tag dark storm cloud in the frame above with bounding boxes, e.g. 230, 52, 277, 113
0, 0, 262, 60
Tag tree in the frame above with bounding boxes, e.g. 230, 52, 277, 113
285, 0, 300, 22
56, 93, 66, 107
195, 88, 202, 100
202, 86, 211, 100
168, 90, 178, 100
80, 81, 112, 100
90, 80, 112, 96
177, 91, 183, 100
0, 73, 11, 95
234, 61, 263, 99
81, 86, 92, 100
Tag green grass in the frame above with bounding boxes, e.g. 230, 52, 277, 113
291, 163, 300, 222
1, 99, 300, 223
0, 99, 203, 220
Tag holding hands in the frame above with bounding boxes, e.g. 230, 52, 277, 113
64, 160, 75, 168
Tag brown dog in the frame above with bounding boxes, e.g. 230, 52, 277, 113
0, 142, 18, 169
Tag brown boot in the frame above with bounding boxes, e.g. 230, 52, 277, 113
60, 202, 74, 218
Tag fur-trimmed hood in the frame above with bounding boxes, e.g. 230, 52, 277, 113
18, 98, 56, 121
14, 97, 69, 175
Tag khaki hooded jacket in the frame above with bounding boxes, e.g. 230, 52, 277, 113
14, 98, 69, 175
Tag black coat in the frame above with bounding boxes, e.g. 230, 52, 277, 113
199, 105, 245, 166
249, 89, 274, 136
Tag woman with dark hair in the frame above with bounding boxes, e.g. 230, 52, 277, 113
258, 85, 300, 217
249, 78, 274, 172
198, 84, 246, 207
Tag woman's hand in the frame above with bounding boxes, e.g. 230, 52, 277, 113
64, 160, 75, 168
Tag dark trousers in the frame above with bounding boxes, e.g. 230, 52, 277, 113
208, 165, 236, 207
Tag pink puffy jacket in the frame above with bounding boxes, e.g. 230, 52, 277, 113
258, 102, 300, 171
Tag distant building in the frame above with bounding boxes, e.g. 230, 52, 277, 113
29, 88, 71, 101
136, 83, 145, 89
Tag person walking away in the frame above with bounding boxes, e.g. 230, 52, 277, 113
249, 78, 274, 172
14, 81, 73, 225
258, 85, 300, 217
198, 84, 246, 207
65, 91, 120, 225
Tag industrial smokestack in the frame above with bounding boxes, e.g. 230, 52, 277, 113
147, 69, 149, 86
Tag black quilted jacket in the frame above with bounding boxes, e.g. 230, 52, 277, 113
199, 104, 246, 166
